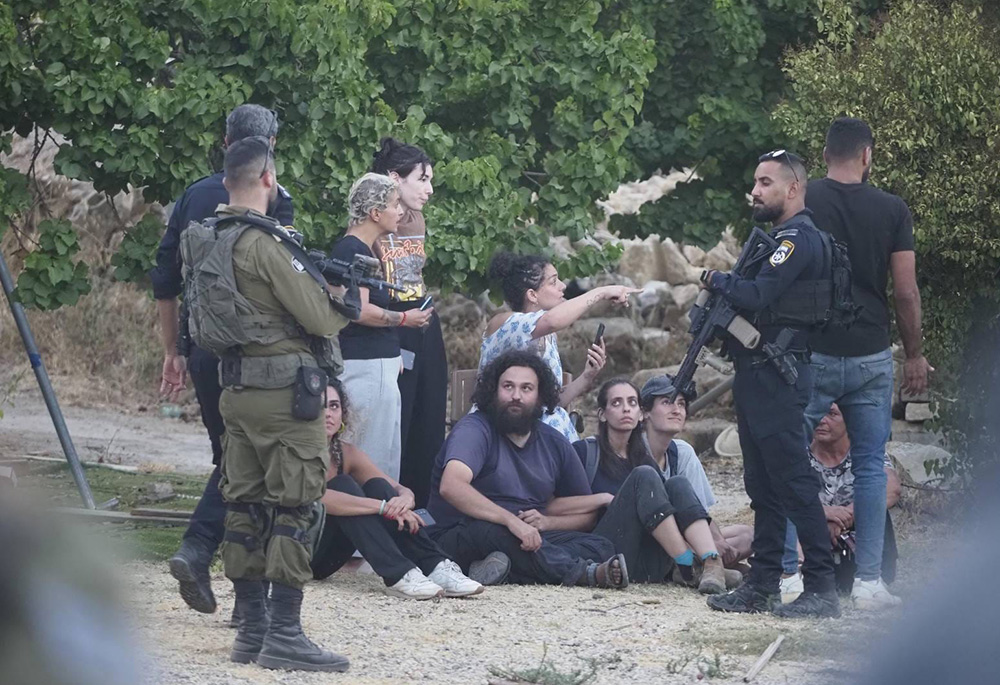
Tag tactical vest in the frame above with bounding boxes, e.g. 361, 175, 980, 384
761, 229, 860, 331
179, 215, 343, 384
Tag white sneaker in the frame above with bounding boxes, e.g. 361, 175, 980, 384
779, 572, 804, 604
428, 559, 484, 598
385, 568, 444, 600
852, 578, 901, 610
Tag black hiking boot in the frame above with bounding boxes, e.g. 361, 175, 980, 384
168, 537, 217, 614
707, 582, 778, 614
257, 583, 350, 673
230, 580, 269, 663
772, 590, 841, 619
468, 552, 511, 586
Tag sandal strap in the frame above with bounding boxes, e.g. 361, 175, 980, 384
586, 562, 598, 587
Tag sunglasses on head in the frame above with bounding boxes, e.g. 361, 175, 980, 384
759, 149, 801, 183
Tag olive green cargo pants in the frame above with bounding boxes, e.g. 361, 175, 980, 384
219, 386, 328, 590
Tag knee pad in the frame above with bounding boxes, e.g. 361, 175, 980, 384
271, 504, 321, 550
224, 502, 272, 552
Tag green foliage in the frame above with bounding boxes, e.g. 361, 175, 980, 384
111, 213, 164, 284
614, 0, 884, 246
775, 0, 1000, 473
1, 0, 658, 303
15, 219, 91, 309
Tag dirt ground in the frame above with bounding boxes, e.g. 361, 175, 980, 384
3, 389, 949, 684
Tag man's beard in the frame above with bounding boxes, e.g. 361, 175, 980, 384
489, 399, 543, 436
752, 201, 783, 223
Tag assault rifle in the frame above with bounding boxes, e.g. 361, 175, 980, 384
667, 227, 779, 403
176, 218, 403, 356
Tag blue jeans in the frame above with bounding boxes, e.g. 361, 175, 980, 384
788, 348, 893, 581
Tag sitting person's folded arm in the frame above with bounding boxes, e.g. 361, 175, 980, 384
545, 493, 614, 516
519, 509, 600, 532
320, 488, 383, 517
439, 459, 517, 526
340, 442, 415, 517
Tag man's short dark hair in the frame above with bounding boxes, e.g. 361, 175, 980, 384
472, 350, 561, 418
223, 136, 273, 191
226, 104, 279, 142
825, 117, 874, 163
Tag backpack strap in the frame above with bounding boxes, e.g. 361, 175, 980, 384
215, 214, 328, 292
584, 436, 600, 486
666, 440, 679, 479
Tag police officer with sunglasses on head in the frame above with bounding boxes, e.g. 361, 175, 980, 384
701, 150, 841, 619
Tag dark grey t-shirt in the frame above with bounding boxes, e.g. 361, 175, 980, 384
806, 178, 915, 357
427, 412, 592, 528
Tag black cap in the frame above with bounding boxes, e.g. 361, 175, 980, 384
640, 374, 697, 404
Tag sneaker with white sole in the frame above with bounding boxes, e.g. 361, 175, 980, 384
852, 578, 901, 609
427, 560, 484, 598
385, 568, 444, 600
779, 572, 804, 604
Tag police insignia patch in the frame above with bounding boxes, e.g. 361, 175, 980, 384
769, 240, 795, 266
291, 257, 306, 273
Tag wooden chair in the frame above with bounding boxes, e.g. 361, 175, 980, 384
449, 368, 573, 426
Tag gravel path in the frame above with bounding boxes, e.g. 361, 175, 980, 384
127, 560, 861, 685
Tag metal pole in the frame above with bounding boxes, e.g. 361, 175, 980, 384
0, 246, 95, 509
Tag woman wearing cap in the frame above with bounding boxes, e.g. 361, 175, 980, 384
370, 138, 444, 508
330, 173, 434, 482
481, 252, 641, 441
311, 377, 484, 599
640, 374, 754, 569
516, 378, 732, 593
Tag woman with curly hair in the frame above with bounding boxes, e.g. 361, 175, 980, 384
310, 377, 482, 599
480, 252, 641, 441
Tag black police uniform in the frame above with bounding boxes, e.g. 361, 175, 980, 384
706, 208, 836, 595
150, 172, 293, 550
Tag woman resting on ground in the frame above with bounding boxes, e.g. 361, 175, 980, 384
310, 377, 482, 600
481, 252, 641, 441
517, 379, 740, 594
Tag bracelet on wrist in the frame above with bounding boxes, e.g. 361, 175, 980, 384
378, 499, 386, 516
400, 311, 407, 327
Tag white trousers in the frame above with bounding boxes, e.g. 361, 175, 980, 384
340, 356, 403, 481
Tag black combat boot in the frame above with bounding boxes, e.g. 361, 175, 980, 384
772, 590, 841, 619
230, 579, 270, 628
706, 581, 779, 613
230, 580, 269, 663
257, 583, 350, 672
168, 537, 217, 614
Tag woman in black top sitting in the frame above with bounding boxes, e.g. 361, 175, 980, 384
311, 377, 483, 599
522, 378, 731, 593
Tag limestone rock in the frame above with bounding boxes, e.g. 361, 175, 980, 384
671, 284, 700, 311
559, 317, 642, 380
886, 442, 952, 485
618, 235, 666, 285
682, 245, 707, 267
904, 402, 935, 422
636, 280, 671, 314
661, 237, 702, 285
703, 243, 737, 272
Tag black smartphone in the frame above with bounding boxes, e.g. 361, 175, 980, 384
414, 508, 436, 526
594, 322, 605, 346
419, 295, 433, 311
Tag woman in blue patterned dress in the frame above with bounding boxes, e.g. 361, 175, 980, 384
479, 252, 641, 441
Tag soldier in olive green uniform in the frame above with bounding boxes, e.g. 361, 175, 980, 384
182, 137, 351, 672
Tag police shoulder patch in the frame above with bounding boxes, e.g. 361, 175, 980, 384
290, 257, 306, 273
774, 228, 799, 239
769, 240, 796, 266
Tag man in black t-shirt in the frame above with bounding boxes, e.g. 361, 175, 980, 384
802, 117, 932, 610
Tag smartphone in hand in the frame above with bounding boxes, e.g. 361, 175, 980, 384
594, 323, 605, 346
